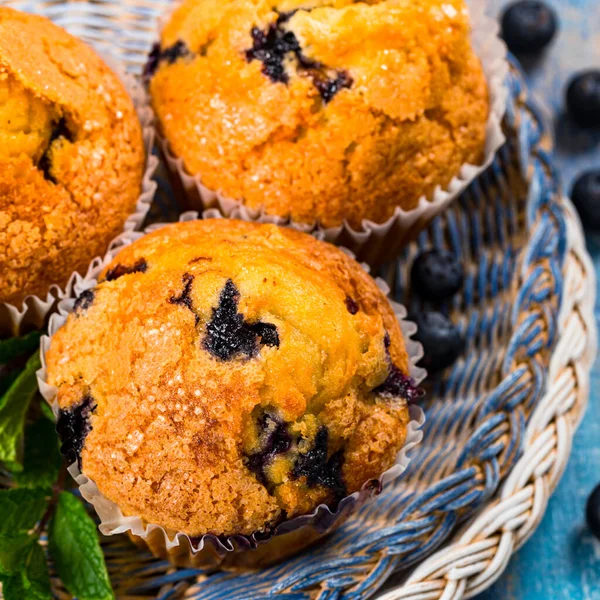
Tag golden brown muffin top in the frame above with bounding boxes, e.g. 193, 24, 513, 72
0, 8, 145, 307
149, 0, 488, 228
46, 220, 417, 536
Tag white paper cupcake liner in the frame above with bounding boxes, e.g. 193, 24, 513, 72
0, 56, 158, 339
156, 0, 508, 266
37, 212, 426, 569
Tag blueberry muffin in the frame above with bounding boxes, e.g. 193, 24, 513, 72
148, 0, 489, 229
0, 8, 145, 306
46, 219, 420, 537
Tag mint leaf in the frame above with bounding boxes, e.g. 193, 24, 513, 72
1, 539, 51, 600
0, 488, 48, 536
0, 353, 42, 471
39, 401, 55, 422
0, 361, 27, 400
13, 419, 62, 489
0, 332, 41, 398
0, 332, 42, 365
0, 534, 32, 575
48, 492, 114, 600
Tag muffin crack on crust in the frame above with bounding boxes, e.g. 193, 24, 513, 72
0, 8, 145, 306
47, 220, 419, 537
148, 0, 489, 228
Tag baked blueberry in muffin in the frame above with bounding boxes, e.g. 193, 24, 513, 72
46, 220, 418, 537
0, 8, 145, 306
148, 0, 489, 228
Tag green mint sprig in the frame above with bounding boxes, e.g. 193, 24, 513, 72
0, 332, 42, 399
49, 492, 114, 600
0, 336, 115, 600
0, 353, 41, 472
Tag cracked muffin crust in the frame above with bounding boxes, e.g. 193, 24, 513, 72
148, 0, 489, 229
0, 8, 145, 306
46, 219, 419, 537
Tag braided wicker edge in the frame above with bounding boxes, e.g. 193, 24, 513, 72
378, 198, 597, 600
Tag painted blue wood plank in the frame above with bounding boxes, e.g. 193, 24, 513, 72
479, 1, 600, 598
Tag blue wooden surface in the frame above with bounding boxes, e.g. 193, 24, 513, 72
479, 1, 600, 598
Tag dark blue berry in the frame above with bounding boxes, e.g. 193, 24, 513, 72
409, 311, 465, 373
374, 364, 423, 404
143, 40, 192, 79
73, 289, 95, 314
501, 1, 558, 55
567, 71, 600, 128
411, 249, 464, 302
586, 483, 600, 539
292, 426, 345, 500
104, 258, 148, 282
143, 44, 161, 79
245, 13, 353, 102
251, 322, 280, 348
39, 118, 72, 182
245, 411, 292, 487
246, 23, 299, 83
571, 171, 600, 231
345, 296, 359, 315
56, 395, 96, 468
374, 332, 424, 403
313, 70, 353, 104
162, 40, 190, 64
203, 279, 279, 361
276, 9, 298, 24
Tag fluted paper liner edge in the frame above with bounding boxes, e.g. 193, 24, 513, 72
0, 57, 158, 337
157, 0, 508, 265
37, 211, 426, 563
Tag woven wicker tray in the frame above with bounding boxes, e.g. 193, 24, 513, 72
3, 1, 596, 598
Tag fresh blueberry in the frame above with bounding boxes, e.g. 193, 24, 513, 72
501, 1, 558, 55
567, 71, 600, 128
586, 483, 600, 539
571, 171, 600, 231
411, 249, 464, 302
409, 311, 465, 373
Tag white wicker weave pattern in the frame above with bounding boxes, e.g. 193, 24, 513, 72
379, 199, 597, 600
